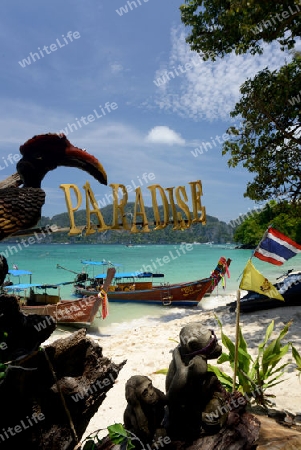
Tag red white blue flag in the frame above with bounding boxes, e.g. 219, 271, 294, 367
254, 227, 301, 265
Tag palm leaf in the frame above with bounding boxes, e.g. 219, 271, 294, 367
153, 368, 168, 375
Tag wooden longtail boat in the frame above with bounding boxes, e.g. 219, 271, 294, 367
76, 276, 212, 306
5, 268, 115, 328
73, 257, 231, 306
106, 278, 213, 306
20, 294, 103, 328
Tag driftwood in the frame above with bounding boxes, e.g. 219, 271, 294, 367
0, 295, 126, 450
0, 172, 21, 189
90, 411, 260, 450
185, 412, 260, 450
89, 412, 301, 450
0, 294, 56, 360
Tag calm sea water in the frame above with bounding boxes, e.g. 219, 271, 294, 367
1, 243, 300, 335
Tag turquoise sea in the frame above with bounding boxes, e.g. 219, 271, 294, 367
1, 242, 301, 335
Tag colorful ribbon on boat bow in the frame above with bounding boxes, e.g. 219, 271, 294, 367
209, 256, 231, 292
98, 289, 109, 319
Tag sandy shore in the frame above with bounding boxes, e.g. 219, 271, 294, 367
44, 292, 301, 443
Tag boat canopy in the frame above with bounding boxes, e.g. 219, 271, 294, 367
6, 281, 74, 291
81, 260, 122, 267
6, 283, 41, 290
81, 260, 108, 266
8, 269, 32, 276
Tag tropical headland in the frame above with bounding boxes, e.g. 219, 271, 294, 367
4, 199, 297, 249
12, 203, 236, 245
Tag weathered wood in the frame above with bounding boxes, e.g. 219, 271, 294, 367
0, 294, 55, 360
185, 412, 260, 450
0, 172, 21, 189
0, 319, 125, 450
90, 412, 260, 450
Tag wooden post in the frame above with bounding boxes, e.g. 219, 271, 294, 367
103, 267, 116, 292
232, 289, 241, 392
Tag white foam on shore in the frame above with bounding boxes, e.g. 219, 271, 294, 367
46, 290, 241, 342
86, 291, 239, 338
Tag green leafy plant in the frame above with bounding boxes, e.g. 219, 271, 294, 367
79, 428, 106, 450
81, 423, 137, 450
82, 440, 98, 450
291, 344, 301, 379
108, 423, 136, 450
153, 368, 168, 375
208, 316, 293, 408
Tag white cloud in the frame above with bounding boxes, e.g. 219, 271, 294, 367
0, 99, 256, 222
110, 63, 124, 74
152, 26, 292, 121
145, 126, 185, 146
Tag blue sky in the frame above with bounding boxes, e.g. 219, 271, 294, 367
0, 0, 292, 224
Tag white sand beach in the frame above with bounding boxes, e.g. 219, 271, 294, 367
44, 292, 301, 443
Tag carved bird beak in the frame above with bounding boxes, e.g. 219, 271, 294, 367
64, 143, 107, 185
0, 134, 108, 189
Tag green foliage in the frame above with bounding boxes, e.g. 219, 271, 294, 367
232, 201, 301, 246
222, 58, 301, 203
108, 424, 135, 450
82, 440, 97, 450
233, 218, 265, 247
0, 364, 7, 380
153, 368, 169, 375
81, 424, 136, 450
291, 345, 301, 378
79, 428, 107, 450
180, 2, 301, 206
206, 364, 233, 391
180, 0, 301, 59
209, 316, 293, 407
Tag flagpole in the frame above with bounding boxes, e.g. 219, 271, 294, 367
251, 227, 270, 260
233, 225, 277, 392
232, 289, 241, 392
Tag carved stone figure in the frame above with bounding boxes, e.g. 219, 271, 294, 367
123, 375, 167, 447
165, 323, 229, 441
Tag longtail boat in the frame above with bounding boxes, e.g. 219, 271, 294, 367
5, 268, 116, 328
72, 257, 232, 306
21, 293, 102, 328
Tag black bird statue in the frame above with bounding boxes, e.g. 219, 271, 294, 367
0, 133, 107, 241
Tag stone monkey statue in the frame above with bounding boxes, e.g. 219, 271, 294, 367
123, 375, 167, 447
165, 323, 228, 441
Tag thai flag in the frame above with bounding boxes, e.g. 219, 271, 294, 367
254, 227, 301, 265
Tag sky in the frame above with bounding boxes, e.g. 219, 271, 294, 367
0, 0, 293, 225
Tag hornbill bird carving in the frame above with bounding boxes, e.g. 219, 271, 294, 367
0, 133, 107, 242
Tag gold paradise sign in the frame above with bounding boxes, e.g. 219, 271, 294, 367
60, 180, 206, 235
